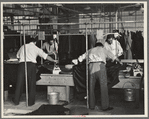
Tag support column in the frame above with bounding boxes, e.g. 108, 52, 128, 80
85, 23, 89, 109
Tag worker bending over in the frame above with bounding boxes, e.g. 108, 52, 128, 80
72, 40, 122, 111
42, 35, 58, 61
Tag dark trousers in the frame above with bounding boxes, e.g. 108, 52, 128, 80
89, 62, 109, 110
13, 62, 36, 105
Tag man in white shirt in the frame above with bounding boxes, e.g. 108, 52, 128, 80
42, 38, 58, 60
12, 37, 58, 106
104, 34, 123, 89
104, 34, 123, 58
72, 41, 121, 111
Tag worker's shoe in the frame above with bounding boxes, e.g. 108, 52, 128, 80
102, 107, 113, 111
11, 98, 19, 105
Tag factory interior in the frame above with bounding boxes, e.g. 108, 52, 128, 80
1, 1, 148, 118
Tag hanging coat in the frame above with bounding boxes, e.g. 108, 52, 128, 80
126, 31, 133, 59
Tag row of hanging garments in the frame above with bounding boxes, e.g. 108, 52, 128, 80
118, 30, 144, 59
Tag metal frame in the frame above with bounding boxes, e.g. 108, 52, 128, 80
3, 20, 143, 26
23, 25, 28, 107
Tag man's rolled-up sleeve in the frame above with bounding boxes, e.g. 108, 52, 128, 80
78, 53, 86, 62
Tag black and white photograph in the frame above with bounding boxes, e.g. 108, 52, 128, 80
1, 0, 148, 118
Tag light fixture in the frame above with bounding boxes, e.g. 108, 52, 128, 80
54, 3, 63, 7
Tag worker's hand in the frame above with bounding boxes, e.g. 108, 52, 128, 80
119, 61, 123, 65
54, 60, 59, 64
72, 59, 78, 65
116, 61, 123, 65
115, 58, 123, 65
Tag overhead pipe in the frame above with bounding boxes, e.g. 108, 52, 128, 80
3, 20, 144, 26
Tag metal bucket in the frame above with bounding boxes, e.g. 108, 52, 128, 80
48, 92, 59, 105
123, 81, 136, 101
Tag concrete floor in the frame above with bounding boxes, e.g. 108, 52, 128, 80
2, 86, 145, 117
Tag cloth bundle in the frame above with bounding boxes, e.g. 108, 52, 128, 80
25, 104, 70, 115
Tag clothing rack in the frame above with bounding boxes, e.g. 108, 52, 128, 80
118, 29, 144, 64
